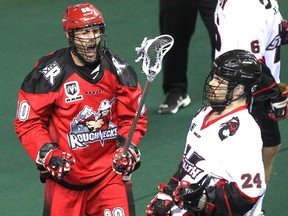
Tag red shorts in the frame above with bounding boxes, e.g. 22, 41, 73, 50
43, 171, 132, 216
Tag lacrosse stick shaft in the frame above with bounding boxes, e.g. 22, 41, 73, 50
121, 34, 174, 157
122, 79, 151, 157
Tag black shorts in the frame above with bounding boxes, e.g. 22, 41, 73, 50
251, 100, 281, 147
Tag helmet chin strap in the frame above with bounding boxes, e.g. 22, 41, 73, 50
210, 92, 247, 113
211, 103, 227, 113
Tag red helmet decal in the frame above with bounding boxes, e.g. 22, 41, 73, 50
62, 3, 104, 32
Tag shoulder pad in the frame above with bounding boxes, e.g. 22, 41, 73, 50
104, 49, 138, 88
21, 48, 73, 93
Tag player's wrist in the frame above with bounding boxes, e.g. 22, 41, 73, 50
36, 143, 59, 167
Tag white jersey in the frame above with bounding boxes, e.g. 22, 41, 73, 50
215, 0, 282, 82
171, 105, 266, 215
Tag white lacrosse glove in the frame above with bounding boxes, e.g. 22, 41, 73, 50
268, 82, 288, 121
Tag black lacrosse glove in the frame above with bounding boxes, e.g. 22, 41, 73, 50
36, 143, 75, 180
172, 175, 215, 216
146, 183, 174, 216
268, 83, 288, 121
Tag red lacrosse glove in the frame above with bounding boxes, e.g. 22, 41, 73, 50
268, 83, 288, 121
146, 183, 174, 216
36, 143, 75, 179
112, 143, 141, 176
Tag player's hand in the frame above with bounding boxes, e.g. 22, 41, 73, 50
112, 143, 141, 176
280, 20, 288, 45
36, 143, 75, 179
145, 183, 174, 216
172, 175, 214, 215
268, 99, 288, 121
268, 83, 288, 121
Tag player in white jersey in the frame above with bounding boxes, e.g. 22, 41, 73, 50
214, 0, 282, 81
214, 0, 288, 186
145, 50, 266, 216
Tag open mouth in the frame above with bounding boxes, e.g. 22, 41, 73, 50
86, 44, 97, 56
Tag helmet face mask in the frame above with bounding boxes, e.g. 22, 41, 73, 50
203, 72, 233, 112
203, 49, 262, 112
62, 3, 106, 65
71, 25, 105, 64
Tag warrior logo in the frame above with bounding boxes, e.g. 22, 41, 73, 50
266, 35, 281, 51
112, 56, 127, 76
68, 98, 117, 150
64, 81, 83, 103
218, 117, 240, 141
182, 151, 205, 180
40, 61, 61, 86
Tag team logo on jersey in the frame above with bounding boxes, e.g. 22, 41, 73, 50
218, 117, 240, 141
64, 81, 83, 103
112, 56, 127, 75
182, 150, 204, 180
67, 98, 117, 150
39, 61, 61, 86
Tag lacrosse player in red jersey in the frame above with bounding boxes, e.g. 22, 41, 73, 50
215, 0, 288, 188
146, 50, 270, 216
14, 3, 147, 216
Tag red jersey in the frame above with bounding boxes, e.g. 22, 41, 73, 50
14, 47, 147, 187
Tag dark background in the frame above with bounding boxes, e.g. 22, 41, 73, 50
1, 0, 287, 215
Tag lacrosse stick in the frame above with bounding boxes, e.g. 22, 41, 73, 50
122, 34, 174, 158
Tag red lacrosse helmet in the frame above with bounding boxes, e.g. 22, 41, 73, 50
62, 3, 105, 33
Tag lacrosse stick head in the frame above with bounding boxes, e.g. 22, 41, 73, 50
135, 35, 174, 82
